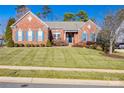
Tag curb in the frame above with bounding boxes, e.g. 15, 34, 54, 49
0, 77, 124, 86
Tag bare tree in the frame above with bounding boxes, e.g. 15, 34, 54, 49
16, 5, 29, 19
103, 9, 124, 54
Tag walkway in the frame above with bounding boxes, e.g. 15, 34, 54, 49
0, 65, 124, 73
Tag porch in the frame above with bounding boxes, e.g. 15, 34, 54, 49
65, 32, 78, 45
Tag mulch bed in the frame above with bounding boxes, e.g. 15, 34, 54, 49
105, 54, 124, 59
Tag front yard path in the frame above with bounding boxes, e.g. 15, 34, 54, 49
0, 65, 124, 73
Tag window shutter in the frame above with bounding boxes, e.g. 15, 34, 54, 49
42, 31, 44, 41
86, 33, 88, 41
36, 31, 38, 41
90, 33, 93, 41
32, 31, 34, 41
16, 31, 18, 41
90, 33, 95, 41
22, 31, 24, 41
26, 31, 28, 41
82, 32, 86, 41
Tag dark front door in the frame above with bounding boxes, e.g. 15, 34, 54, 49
68, 35, 72, 43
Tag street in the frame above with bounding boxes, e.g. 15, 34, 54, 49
0, 82, 124, 88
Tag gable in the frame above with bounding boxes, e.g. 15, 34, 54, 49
11, 11, 48, 30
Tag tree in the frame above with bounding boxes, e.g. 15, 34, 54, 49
16, 5, 29, 19
36, 12, 41, 18
64, 13, 76, 21
97, 9, 124, 54
5, 18, 15, 47
76, 10, 88, 22
42, 5, 52, 20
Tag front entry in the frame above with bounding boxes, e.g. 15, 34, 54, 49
66, 32, 74, 43
68, 34, 72, 43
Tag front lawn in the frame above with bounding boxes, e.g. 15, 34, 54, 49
0, 47, 124, 69
0, 69, 124, 80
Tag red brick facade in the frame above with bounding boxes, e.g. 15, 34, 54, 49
11, 11, 98, 46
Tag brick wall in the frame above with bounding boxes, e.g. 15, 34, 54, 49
12, 12, 48, 45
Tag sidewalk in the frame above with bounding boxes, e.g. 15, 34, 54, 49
0, 77, 124, 86
0, 65, 124, 73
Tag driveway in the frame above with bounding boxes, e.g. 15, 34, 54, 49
115, 49, 124, 53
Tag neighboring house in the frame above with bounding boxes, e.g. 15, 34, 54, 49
11, 11, 100, 46
116, 20, 124, 44
116, 21, 124, 48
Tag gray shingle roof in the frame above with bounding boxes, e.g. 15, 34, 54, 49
46, 22, 85, 31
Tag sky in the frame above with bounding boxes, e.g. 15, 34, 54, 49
0, 5, 124, 34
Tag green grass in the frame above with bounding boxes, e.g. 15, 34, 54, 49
0, 47, 124, 69
0, 69, 124, 80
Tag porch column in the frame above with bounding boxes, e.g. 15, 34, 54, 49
64, 32, 66, 41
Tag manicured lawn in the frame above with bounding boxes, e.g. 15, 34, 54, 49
0, 47, 124, 69
0, 69, 124, 80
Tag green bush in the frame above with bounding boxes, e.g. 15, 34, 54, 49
19, 44, 24, 47
26, 44, 31, 47
6, 40, 14, 47
31, 44, 35, 47
46, 40, 52, 47
89, 44, 97, 49
14, 43, 18, 47
40, 43, 45, 47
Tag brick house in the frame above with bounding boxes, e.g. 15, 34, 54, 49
11, 11, 100, 46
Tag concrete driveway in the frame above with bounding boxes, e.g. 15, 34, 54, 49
115, 49, 124, 53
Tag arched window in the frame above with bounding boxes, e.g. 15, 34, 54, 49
82, 31, 87, 41
90, 32, 95, 41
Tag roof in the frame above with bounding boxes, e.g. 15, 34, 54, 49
11, 11, 48, 28
46, 22, 84, 31
11, 11, 101, 31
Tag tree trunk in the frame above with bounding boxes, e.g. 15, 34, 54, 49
109, 41, 113, 54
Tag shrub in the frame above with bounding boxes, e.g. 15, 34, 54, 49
53, 39, 68, 46
31, 44, 35, 47
72, 43, 83, 47
14, 43, 18, 47
6, 40, 14, 47
46, 40, 52, 47
26, 44, 31, 47
89, 43, 97, 49
40, 44, 45, 47
19, 44, 24, 47
35, 44, 39, 47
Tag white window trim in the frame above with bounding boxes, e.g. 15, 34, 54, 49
18, 29, 22, 41
53, 32, 61, 40
38, 29, 43, 41
28, 29, 32, 41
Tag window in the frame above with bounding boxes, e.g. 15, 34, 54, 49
82, 32, 87, 41
38, 31, 43, 41
18, 30, 22, 41
28, 31, 32, 41
90, 32, 95, 41
53, 32, 61, 40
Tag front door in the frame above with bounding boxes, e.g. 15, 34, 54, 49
66, 32, 74, 43
68, 35, 72, 43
